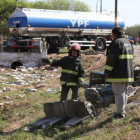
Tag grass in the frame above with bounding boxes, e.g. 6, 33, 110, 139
0, 90, 139, 140
0, 54, 140, 140
59, 48, 69, 53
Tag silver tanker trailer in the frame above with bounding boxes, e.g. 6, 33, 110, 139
8, 8, 125, 52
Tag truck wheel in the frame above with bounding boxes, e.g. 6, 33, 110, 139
95, 38, 106, 51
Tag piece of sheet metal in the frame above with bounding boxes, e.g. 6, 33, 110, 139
42, 117, 64, 129
62, 116, 89, 128
89, 70, 105, 86
127, 85, 136, 97
85, 84, 136, 108
127, 100, 140, 107
43, 102, 67, 118
64, 100, 89, 118
26, 100, 94, 131
25, 117, 49, 131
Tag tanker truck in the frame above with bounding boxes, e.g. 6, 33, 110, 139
7, 8, 125, 53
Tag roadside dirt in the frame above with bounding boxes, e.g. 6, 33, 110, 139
0, 46, 140, 133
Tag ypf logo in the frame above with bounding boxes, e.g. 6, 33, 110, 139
70, 20, 89, 28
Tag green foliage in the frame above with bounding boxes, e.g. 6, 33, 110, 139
47, 0, 90, 11
0, 0, 16, 36
125, 25, 140, 39
0, 0, 29, 37
32, 1, 50, 9
0, 0, 90, 38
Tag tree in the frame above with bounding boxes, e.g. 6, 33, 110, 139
0, 0, 90, 37
125, 25, 140, 44
32, 1, 50, 9
0, 0, 29, 36
125, 25, 140, 38
47, 0, 90, 11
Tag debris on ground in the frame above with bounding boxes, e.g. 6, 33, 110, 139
0, 48, 140, 134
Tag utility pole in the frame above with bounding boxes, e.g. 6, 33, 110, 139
96, 0, 99, 12
96, 0, 102, 13
115, 0, 118, 26
100, 0, 102, 13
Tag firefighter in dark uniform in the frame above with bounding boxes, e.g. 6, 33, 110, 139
104, 26, 134, 118
42, 43, 85, 101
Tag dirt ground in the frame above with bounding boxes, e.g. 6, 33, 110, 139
0, 48, 140, 102
0, 46, 140, 134
48, 51, 106, 73
48, 49, 140, 99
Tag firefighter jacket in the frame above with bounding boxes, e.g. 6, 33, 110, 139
49, 56, 85, 86
105, 35, 134, 83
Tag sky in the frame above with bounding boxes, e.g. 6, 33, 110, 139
79, 0, 140, 27
29, 0, 140, 27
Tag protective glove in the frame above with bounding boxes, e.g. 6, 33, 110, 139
41, 58, 50, 64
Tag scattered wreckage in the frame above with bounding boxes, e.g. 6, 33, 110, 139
25, 67, 139, 131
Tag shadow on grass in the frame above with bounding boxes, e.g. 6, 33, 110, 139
0, 126, 23, 136
0, 117, 113, 139
0, 125, 58, 137
54, 117, 113, 140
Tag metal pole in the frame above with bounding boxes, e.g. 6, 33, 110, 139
115, 0, 118, 26
96, 0, 99, 12
100, 0, 102, 13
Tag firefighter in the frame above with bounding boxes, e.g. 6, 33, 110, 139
104, 26, 134, 118
42, 43, 85, 101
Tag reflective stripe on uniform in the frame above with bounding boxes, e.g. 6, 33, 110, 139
60, 81, 66, 84
67, 82, 77, 86
119, 54, 133, 59
78, 77, 84, 82
62, 69, 78, 75
60, 81, 77, 86
106, 78, 134, 82
105, 65, 113, 71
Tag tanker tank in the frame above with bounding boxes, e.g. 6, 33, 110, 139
7, 8, 125, 52
8, 8, 125, 37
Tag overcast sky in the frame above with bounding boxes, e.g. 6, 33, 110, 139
79, 0, 140, 27
29, 0, 140, 27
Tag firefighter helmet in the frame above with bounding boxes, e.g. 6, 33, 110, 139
70, 43, 81, 51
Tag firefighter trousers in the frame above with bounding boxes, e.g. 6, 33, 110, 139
112, 82, 129, 115
60, 84, 79, 101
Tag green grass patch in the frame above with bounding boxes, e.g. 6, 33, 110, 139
0, 60, 140, 139
0, 83, 4, 89
59, 48, 69, 53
